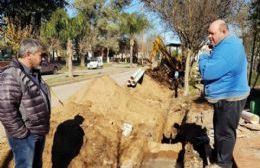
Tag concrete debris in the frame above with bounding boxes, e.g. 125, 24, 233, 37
121, 122, 133, 137
240, 123, 260, 131
241, 110, 259, 124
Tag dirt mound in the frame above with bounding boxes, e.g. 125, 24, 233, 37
128, 75, 172, 103
1, 70, 258, 168
43, 102, 122, 168
0, 75, 183, 168
0, 74, 215, 168
44, 75, 173, 167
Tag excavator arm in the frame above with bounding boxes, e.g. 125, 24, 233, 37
149, 37, 182, 71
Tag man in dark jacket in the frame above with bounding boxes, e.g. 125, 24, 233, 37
0, 38, 50, 168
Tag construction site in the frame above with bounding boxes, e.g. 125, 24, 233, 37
0, 35, 260, 168
0, 1, 260, 167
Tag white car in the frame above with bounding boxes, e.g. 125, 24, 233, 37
87, 57, 103, 69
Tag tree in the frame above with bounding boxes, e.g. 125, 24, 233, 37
99, 22, 120, 62
40, 8, 69, 58
74, 0, 105, 63
119, 12, 150, 67
72, 12, 89, 67
40, 9, 78, 77
4, 19, 33, 52
0, 0, 67, 35
96, 2, 124, 62
73, 0, 132, 66
111, 0, 131, 9
0, 0, 67, 53
142, 0, 245, 96
248, 0, 260, 86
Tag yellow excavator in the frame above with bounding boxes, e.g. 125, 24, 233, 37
149, 36, 185, 97
149, 36, 183, 72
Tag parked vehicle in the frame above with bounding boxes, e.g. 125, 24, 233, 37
39, 58, 61, 74
87, 57, 103, 69
0, 61, 10, 67
0, 50, 12, 67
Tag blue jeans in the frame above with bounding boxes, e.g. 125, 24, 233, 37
7, 133, 45, 168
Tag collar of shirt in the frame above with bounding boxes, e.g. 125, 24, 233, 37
19, 62, 34, 75
19, 61, 40, 85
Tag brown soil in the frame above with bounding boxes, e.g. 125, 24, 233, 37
0, 75, 175, 168
234, 131, 260, 168
1, 74, 259, 168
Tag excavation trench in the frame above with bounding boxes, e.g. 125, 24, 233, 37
0, 74, 210, 168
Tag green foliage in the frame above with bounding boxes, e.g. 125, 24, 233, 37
41, 0, 150, 60
249, 0, 260, 29
0, 0, 67, 35
40, 9, 79, 48
74, 0, 105, 46
119, 13, 150, 37
0, 0, 67, 53
73, 0, 134, 54
110, 0, 131, 10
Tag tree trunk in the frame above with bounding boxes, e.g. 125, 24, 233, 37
106, 47, 110, 63
80, 54, 85, 67
249, 30, 257, 87
101, 48, 104, 58
67, 39, 73, 78
184, 49, 192, 96
141, 32, 144, 65
124, 47, 127, 63
52, 48, 55, 61
130, 38, 134, 67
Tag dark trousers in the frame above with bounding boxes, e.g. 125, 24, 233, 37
7, 133, 45, 168
213, 98, 247, 168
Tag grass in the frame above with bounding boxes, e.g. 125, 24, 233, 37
102, 63, 113, 67
45, 72, 104, 87
44, 63, 143, 87
59, 65, 86, 73
45, 63, 134, 86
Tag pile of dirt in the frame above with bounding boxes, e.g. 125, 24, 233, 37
146, 65, 184, 90
128, 75, 172, 104
1, 73, 260, 168
43, 102, 122, 168
42, 75, 174, 168
146, 67, 172, 88
0, 74, 217, 168
68, 75, 172, 140
3, 74, 211, 168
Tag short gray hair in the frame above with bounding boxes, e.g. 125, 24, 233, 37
18, 38, 43, 58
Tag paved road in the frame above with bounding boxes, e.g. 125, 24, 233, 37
42, 63, 136, 80
0, 67, 138, 141
50, 67, 137, 107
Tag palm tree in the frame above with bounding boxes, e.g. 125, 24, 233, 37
120, 13, 150, 67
